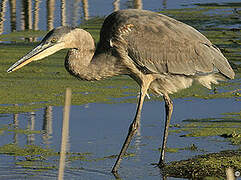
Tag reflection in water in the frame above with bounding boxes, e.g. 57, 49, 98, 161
73, 0, 81, 27
162, 0, 167, 9
0, 0, 7, 34
133, 0, 142, 9
47, 0, 56, 30
23, 0, 33, 30
82, 0, 89, 20
42, 106, 53, 146
22, 0, 36, 42
133, 127, 142, 164
27, 112, 36, 145
0, 0, 176, 35
0, 0, 147, 35
34, 0, 40, 30
12, 106, 19, 162
0, 98, 240, 179
61, 0, 67, 26
13, 105, 19, 145
113, 0, 120, 11
9, 0, 17, 32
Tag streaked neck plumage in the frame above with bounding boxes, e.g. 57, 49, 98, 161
64, 29, 127, 81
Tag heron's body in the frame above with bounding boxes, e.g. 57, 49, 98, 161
7, 9, 235, 174
65, 9, 234, 93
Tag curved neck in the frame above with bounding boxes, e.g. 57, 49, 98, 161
64, 29, 127, 81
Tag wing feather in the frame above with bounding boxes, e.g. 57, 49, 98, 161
99, 9, 235, 79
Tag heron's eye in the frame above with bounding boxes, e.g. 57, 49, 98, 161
51, 38, 57, 43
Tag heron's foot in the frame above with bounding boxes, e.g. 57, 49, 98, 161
157, 160, 166, 168
151, 162, 165, 168
111, 169, 121, 179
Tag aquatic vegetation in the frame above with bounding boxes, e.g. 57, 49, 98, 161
87, 152, 136, 162
0, 6, 240, 112
162, 149, 241, 179
66, 152, 92, 161
0, 143, 93, 171
0, 124, 41, 135
0, 3, 240, 179
0, 30, 45, 43
165, 144, 199, 153
0, 144, 56, 158
0, 5, 240, 114
170, 110, 241, 145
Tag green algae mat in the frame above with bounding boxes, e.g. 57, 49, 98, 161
0, 3, 241, 179
0, 5, 240, 114
161, 4, 241, 179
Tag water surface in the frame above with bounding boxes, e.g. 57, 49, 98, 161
0, 0, 240, 179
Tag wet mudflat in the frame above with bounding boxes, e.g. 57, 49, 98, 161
0, 1, 240, 180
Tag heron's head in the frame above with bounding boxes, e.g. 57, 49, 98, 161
7, 26, 75, 73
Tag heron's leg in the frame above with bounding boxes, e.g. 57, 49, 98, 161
158, 93, 173, 167
111, 81, 150, 173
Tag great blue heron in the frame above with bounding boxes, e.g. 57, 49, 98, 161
7, 9, 235, 173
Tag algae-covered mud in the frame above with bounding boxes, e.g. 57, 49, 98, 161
0, 1, 240, 180
162, 150, 241, 179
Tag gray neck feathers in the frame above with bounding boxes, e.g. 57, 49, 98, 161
64, 29, 127, 81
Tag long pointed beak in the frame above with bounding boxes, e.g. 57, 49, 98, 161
7, 44, 46, 73
7, 42, 64, 73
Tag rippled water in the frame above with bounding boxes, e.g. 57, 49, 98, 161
0, 98, 240, 179
0, 0, 241, 179
1, 0, 241, 34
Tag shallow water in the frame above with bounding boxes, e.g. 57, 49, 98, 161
1, 0, 241, 34
0, 0, 241, 179
0, 97, 240, 179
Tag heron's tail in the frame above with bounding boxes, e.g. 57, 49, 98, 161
210, 45, 235, 79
